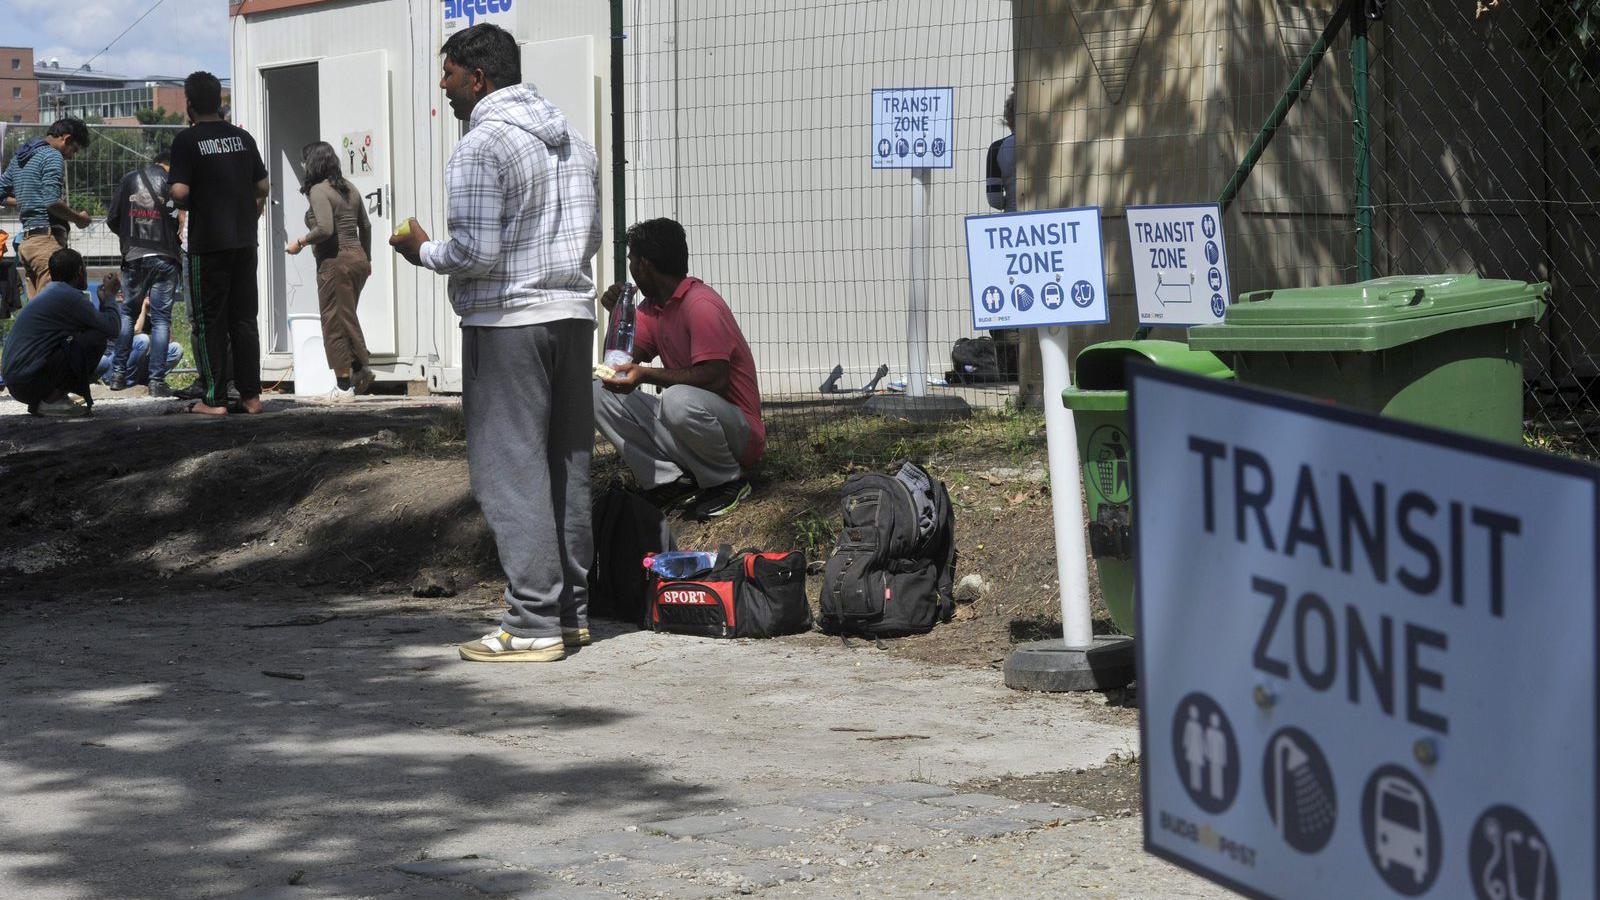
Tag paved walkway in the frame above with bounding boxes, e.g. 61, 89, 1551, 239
234, 786, 1221, 899
0, 594, 1224, 899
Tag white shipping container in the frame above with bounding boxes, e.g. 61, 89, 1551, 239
230, 0, 613, 392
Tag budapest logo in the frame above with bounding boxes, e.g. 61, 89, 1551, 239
445, 0, 513, 28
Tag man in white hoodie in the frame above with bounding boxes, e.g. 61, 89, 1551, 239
392, 23, 602, 663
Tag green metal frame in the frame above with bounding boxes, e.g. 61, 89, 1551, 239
1352, 5, 1374, 281
1216, 1, 1354, 213
610, 0, 628, 284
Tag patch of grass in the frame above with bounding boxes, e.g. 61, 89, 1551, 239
793, 509, 835, 559
1524, 425, 1599, 462
762, 408, 1048, 482
400, 406, 467, 452
167, 295, 196, 388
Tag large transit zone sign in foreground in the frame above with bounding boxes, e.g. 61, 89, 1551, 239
1130, 367, 1600, 900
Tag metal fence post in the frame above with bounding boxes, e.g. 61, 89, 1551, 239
610, 0, 627, 285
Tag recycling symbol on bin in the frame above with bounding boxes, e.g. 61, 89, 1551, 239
1085, 425, 1132, 504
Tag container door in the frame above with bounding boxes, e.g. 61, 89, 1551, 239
520, 36, 600, 358
318, 50, 396, 356
520, 36, 595, 145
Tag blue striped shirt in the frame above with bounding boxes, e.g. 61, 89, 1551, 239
0, 143, 66, 232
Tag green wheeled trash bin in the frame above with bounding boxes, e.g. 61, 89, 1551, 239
1187, 274, 1547, 443
1063, 341, 1233, 637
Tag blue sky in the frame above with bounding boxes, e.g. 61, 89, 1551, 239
8, 0, 231, 80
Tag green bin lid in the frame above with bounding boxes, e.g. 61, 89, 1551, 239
1187, 274, 1548, 353
1063, 340, 1233, 412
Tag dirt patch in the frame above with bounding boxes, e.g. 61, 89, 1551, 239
0, 396, 1116, 667
953, 751, 1145, 819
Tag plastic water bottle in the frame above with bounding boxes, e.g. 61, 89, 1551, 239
604, 283, 638, 368
642, 550, 720, 580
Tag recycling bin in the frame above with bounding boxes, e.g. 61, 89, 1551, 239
1063, 340, 1234, 636
1187, 274, 1548, 443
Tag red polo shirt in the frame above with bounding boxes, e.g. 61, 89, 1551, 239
633, 276, 766, 467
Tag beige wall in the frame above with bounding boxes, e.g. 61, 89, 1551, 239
1015, 0, 1356, 350
1014, 0, 1583, 382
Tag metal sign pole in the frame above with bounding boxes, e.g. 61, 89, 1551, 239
907, 167, 930, 398
1004, 322, 1133, 691
1038, 325, 1093, 648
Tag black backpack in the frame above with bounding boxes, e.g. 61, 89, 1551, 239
946, 337, 1002, 385
588, 483, 675, 626
819, 462, 956, 638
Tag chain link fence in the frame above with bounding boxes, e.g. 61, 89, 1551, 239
7, 8, 1597, 459
1, 123, 183, 217
1, 123, 194, 372
618, 0, 1600, 460
1371, 0, 1600, 457
620, 0, 1022, 446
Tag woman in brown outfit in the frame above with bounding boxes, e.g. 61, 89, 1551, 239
286, 141, 374, 396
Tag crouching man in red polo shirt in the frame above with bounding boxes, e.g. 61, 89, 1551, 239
595, 218, 765, 519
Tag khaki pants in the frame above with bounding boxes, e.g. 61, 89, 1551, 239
316, 249, 371, 371
18, 231, 66, 298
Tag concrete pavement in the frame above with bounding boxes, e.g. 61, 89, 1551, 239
0, 592, 1224, 899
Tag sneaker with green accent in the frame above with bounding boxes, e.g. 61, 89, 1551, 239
458, 630, 566, 662
690, 478, 751, 520
562, 627, 591, 648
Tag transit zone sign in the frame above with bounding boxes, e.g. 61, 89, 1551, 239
964, 207, 1108, 330
1125, 203, 1231, 326
1130, 367, 1600, 900
871, 87, 953, 169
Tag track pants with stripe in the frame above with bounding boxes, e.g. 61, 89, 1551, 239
189, 247, 262, 406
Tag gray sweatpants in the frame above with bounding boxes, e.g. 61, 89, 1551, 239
463, 321, 593, 638
593, 382, 750, 490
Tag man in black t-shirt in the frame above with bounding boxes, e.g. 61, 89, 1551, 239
169, 70, 270, 415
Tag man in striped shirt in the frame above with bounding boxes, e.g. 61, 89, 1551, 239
0, 118, 94, 297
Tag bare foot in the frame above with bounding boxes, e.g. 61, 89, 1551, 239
188, 401, 228, 416
240, 396, 265, 414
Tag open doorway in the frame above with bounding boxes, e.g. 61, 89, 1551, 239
262, 64, 320, 354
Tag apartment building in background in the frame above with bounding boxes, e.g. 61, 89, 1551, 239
0, 47, 38, 123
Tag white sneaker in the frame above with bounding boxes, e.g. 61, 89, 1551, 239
458, 629, 566, 663
322, 387, 355, 402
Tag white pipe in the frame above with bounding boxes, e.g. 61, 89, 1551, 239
907, 167, 930, 398
1039, 325, 1094, 648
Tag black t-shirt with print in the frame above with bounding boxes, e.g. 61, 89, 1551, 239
169, 121, 269, 254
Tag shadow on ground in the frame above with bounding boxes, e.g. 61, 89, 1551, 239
0, 594, 719, 899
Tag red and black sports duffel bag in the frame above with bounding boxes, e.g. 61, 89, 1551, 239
648, 547, 813, 639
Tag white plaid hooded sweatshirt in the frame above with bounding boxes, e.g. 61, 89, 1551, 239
421, 84, 601, 327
